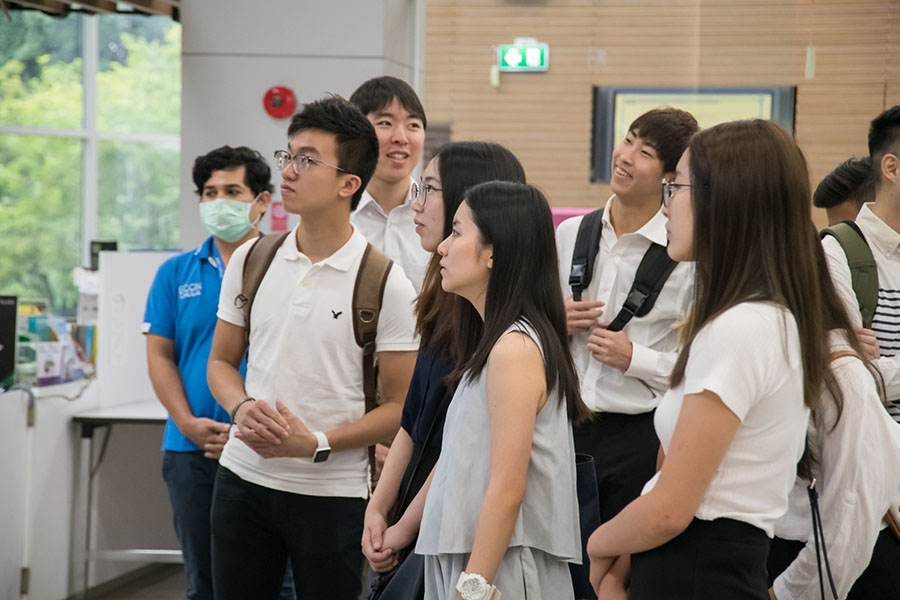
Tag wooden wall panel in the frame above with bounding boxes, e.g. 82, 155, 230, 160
886, 2, 900, 108
424, 0, 899, 227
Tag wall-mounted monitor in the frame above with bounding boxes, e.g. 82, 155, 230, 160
591, 86, 796, 182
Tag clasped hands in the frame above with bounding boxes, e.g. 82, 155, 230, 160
361, 508, 418, 573
232, 399, 317, 459
180, 417, 230, 459
565, 295, 634, 371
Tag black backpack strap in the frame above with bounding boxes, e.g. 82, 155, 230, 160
569, 209, 605, 301
820, 221, 878, 329
607, 243, 678, 332
352, 243, 393, 487
236, 232, 291, 351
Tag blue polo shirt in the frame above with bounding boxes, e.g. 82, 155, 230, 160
143, 235, 245, 452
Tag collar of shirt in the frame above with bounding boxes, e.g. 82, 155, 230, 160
194, 235, 216, 260
601, 194, 668, 247
858, 203, 900, 256
354, 176, 416, 218
279, 223, 368, 272
193, 235, 225, 278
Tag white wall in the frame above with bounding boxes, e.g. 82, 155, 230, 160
0, 384, 176, 600
0, 384, 98, 600
0, 389, 29, 600
179, 0, 420, 249
0, 251, 178, 599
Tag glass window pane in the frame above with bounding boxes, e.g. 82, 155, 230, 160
0, 12, 83, 129
0, 135, 82, 314
97, 15, 181, 135
97, 140, 180, 250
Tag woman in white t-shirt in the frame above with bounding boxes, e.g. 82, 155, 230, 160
587, 120, 844, 599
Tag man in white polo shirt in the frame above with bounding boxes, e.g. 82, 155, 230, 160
350, 76, 430, 292
825, 105, 900, 422
206, 96, 418, 600
555, 108, 698, 525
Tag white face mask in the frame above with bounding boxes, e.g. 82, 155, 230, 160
199, 195, 262, 242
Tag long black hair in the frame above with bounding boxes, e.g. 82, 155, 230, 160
451, 181, 589, 423
417, 142, 526, 365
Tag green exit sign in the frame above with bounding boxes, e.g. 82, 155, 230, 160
497, 41, 549, 72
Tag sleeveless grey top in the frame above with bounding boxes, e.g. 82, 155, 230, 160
415, 321, 581, 562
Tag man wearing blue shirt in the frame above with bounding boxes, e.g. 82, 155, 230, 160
143, 146, 273, 600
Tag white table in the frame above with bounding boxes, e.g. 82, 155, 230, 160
72, 401, 182, 598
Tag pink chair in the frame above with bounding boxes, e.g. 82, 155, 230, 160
551, 207, 594, 229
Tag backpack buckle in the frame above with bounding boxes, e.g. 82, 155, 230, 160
620, 289, 649, 317
569, 263, 588, 301
568, 263, 586, 288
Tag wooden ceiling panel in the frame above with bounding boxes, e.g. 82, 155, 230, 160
2, 0, 179, 19
2, 0, 66, 15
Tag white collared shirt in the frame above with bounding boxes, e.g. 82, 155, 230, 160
555, 197, 694, 414
216, 225, 419, 498
351, 179, 431, 292
773, 335, 900, 600
824, 203, 900, 410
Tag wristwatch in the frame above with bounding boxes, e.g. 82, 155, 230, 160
312, 431, 331, 463
456, 572, 501, 600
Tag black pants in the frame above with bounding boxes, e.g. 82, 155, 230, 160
631, 518, 770, 600
574, 410, 659, 522
210, 466, 365, 600
769, 528, 900, 598
163, 452, 296, 600
162, 451, 219, 600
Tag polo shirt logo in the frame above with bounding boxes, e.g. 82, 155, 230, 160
178, 282, 202, 299
331, 310, 343, 319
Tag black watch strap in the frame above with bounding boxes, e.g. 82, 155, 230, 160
230, 397, 255, 423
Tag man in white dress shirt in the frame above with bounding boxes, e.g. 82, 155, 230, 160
824, 105, 900, 423
350, 76, 430, 292
555, 108, 698, 522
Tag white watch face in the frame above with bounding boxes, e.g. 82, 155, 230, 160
459, 577, 487, 600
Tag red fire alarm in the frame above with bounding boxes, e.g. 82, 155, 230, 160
263, 86, 296, 119
270, 199, 288, 231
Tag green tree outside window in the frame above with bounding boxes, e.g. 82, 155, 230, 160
0, 12, 180, 313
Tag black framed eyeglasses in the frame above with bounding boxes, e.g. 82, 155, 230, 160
412, 181, 442, 207
273, 150, 349, 175
661, 178, 694, 207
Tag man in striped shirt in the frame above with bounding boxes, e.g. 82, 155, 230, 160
824, 105, 900, 421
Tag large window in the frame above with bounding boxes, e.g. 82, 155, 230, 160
0, 11, 180, 313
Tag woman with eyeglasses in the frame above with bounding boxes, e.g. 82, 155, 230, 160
587, 120, 840, 599
361, 142, 525, 598
379, 180, 589, 599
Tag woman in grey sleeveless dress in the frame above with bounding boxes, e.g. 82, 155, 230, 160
380, 181, 591, 600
